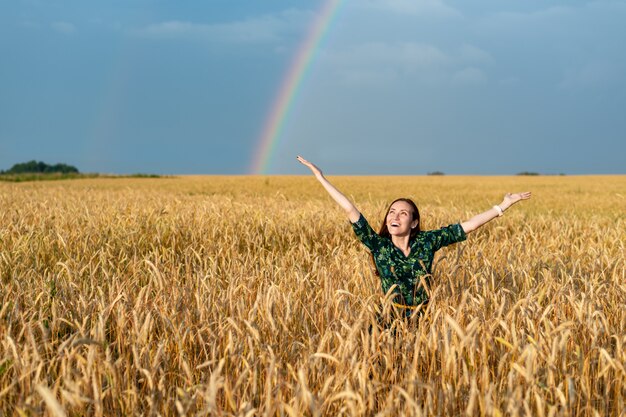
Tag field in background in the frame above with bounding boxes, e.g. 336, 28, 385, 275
1, 175, 624, 416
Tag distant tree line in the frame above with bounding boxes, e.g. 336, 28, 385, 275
424, 171, 566, 176
516, 172, 566, 176
0, 160, 79, 174
0, 161, 164, 182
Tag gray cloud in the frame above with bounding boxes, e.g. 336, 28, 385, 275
559, 61, 620, 89
320, 42, 493, 86
360, 0, 463, 19
458, 44, 493, 65
134, 10, 311, 44
451, 67, 487, 85
324, 42, 450, 85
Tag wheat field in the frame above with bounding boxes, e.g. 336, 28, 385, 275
0, 175, 624, 416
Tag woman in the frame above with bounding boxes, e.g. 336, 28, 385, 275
297, 155, 531, 318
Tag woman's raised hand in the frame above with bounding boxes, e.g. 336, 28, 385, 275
297, 155, 360, 221
296, 155, 323, 177
502, 192, 532, 210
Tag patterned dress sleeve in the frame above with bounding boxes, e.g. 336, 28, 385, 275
350, 213, 383, 252
425, 223, 467, 252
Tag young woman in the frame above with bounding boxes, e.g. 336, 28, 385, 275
297, 155, 531, 317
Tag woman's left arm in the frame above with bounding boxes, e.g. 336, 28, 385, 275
461, 192, 532, 234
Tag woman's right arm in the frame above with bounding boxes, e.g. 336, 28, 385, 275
297, 156, 361, 223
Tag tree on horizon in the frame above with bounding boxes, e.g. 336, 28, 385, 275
1, 160, 79, 174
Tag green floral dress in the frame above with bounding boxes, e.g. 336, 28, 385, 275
351, 213, 466, 306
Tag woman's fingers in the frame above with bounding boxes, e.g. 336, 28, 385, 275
297, 155, 314, 168
296, 155, 321, 175
505, 191, 532, 205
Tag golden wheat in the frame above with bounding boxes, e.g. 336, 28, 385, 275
0, 175, 624, 416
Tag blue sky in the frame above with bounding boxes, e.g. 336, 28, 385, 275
1, 0, 625, 175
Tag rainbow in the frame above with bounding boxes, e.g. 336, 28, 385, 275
250, 0, 344, 174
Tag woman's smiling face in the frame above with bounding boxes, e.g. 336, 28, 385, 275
386, 200, 419, 236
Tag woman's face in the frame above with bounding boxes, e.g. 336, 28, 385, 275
386, 200, 419, 236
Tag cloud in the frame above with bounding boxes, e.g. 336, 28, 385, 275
330, 42, 450, 85
458, 44, 493, 65
482, 5, 574, 24
134, 9, 311, 44
559, 61, 620, 89
51, 21, 76, 34
323, 42, 451, 85
360, 0, 462, 19
321, 42, 493, 86
451, 67, 487, 85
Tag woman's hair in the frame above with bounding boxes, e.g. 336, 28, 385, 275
371, 198, 421, 276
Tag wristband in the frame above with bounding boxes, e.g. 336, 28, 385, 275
493, 205, 504, 217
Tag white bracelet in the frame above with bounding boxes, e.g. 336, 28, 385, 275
493, 205, 504, 217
